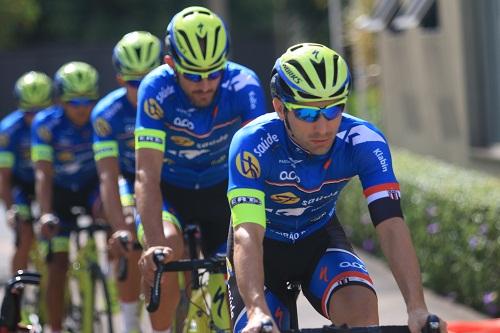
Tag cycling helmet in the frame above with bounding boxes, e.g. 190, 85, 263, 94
54, 61, 99, 101
112, 31, 162, 80
14, 71, 53, 110
270, 43, 351, 103
166, 6, 229, 72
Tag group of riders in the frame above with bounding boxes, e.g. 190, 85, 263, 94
0, 5, 446, 333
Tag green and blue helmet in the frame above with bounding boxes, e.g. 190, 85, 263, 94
54, 61, 99, 102
112, 31, 162, 81
271, 43, 351, 103
14, 71, 53, 110
166, 6, 229, 73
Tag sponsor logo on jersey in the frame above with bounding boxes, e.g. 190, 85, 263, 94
173, 117, 195, 130
167, 149, 209, 160
0, 134, 9, 148
171, 136, 195, 147
156, 86, 175, 104
279, 170, 301, 183
211, 154, 227, 166
163, 157, 175, 165
270, 192, 300, 205
337, 125, 386, 146
235, 151, 261, 179
229, 196, 262, 208
93, 117, 111, 137
137, 135, 163, 144
249, 91, 257, 110
37, 126, 52, 143
253, 132, 279, 157
57, 151, 74, 162
266, 206, 310, 216
221, 72, 260, 92
373, 148, 388, 172
144, 98, 164, 120
301, 191, 338, 206
197, 134, 228, 149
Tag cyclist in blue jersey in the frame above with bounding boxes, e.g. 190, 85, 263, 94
135, 6, 267, 332
31, 61, 103, 333
225, 43, 447, 333
0, 71, 53, 274
92, 31, 162, 333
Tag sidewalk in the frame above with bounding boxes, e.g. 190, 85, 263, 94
297, 248, 487, 327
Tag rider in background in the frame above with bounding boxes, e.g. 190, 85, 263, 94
31, 61, 103, 333
0, 71, 53, 274
91, 31, 162, 333
135, 6, 267, 332
225, 43, 447, 333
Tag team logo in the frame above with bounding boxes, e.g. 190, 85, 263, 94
270, 192, 300, 205
93, 117, 111, 137
37, 126, 52, 143
163, 157, 175, 165
143, 98, 164, 120
235, 151, 261, 179
0, 134, 8, 148
57, 151, 74, 162
171, 136, 195, 147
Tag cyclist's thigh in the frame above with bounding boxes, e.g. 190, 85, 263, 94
302, 220, 375, 318
11, 178, 35, 222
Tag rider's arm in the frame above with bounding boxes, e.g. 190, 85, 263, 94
34, 160, 53, 215
95, 156, 127, 232
135, 142, 166, 248
233, 222, 272, 319
376, 217, 427, 312
0, 168, 12, 208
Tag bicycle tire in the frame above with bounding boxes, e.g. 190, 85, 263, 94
90, 265, 114, 333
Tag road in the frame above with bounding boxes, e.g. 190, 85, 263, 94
0, 205, 486, 332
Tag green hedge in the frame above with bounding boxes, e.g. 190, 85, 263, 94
336, 149, 500, 316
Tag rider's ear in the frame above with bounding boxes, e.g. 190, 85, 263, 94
273, 98, 286, 121
164, 55, 175, 68
116, 75, 126, 87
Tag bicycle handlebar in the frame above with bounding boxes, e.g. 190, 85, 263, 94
146, 250, 227, 313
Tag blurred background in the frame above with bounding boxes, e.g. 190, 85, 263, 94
2, 0, 500, 318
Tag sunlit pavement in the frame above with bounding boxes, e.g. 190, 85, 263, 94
0, 206, 487, 331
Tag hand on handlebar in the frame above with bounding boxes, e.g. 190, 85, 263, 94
409, 309, 447, 333
139, 246, 174, 286
244, 311, 278, 333
108, 226, 136, 258
39, 213, 60, 240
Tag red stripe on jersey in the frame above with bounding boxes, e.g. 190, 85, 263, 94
363, 183, 400, 197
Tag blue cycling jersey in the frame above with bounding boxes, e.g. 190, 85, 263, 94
0, 110, 34, 183
31, 105, 97, 190
135, 61, 267, 189
91, 88, 136, 177
227, 112, 401, 243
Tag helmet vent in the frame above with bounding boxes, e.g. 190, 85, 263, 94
197, 35, 207, 59
310, 58, 326, 89
287, 59, 314, 89
332, 54, 339, 87
212, 25, 221, 58
177, 30, 196, 59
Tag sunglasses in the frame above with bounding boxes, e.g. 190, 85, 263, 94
66, 99, 96, 107
176, 66, 224, 83
283, 100, 346, 122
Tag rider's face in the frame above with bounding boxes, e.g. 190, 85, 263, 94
63, 101, 95, 127
177, 73, 221, 108
274, 98, 343, 155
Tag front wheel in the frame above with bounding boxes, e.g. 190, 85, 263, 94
90, 266, 114, 333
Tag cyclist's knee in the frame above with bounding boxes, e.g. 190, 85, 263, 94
329, 284, 378, 326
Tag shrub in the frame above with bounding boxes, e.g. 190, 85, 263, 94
337, 149, 500, 316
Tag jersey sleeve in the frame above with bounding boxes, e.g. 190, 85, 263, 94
135, 75, 166, 152
0, 125, 14, 168
232, 69, 267, 124
227, 128, 267, 228
31, 115, 54, 163
350, 124, 403, 225
91, 107, 118, 161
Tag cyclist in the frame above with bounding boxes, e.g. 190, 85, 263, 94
31, 61, 102, 333
135, 6, 266, 332
0, 71, 53, 274
225, 43, 447, 333
91, 30, 162, 333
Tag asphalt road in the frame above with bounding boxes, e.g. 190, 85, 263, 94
0, 204, 486, 332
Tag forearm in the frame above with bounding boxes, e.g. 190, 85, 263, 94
376, 217, 427, 312
135, 170, 165, 247
0, 170, 12, 208
35, 162, 53, 215
233, 226, 270, 317
99, 174, 126, 231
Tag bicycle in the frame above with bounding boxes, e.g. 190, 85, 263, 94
147, 224, 231, 333
44, 208, 116, 333
0, 270, 43, 333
